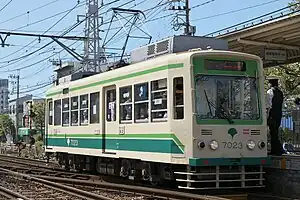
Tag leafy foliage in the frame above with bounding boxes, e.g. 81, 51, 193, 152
32, 101, 45, 139
0, 114, 15, 136
264, 63, 300, 109
264, 63, 300, 96
289, 0, 300, 11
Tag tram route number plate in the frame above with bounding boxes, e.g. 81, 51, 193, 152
222, 141, 243, 149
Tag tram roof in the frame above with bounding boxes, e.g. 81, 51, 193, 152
213, 13, 300, 68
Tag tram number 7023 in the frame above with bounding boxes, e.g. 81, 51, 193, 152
222, 141, 243, 149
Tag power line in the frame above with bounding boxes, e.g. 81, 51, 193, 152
0, 38, 81, 72
0, 0, 118, 65
0, 3, 84, 66
20, 43, 83, 80
191, 0, 280, 21
0, 2, 84, 62
0, 0, 61, 25
19, 82, 53, 94
190, 0, 217, 9
12, 2, 85, 31
205, 2, 300, 36
0, 0, 13, 12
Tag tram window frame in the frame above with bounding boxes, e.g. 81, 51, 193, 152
71, 96, 79, 126
106, 89, 116, 122
80, 94, 89, 125
54, 99, 62, 126
48, 101, 53, 125
150, 78, 168, 122
90, 92, 100, 124
134, 82, 149, 123
62, 98, 70, 126
173, 77, 184, 120
119, 86, 133, 124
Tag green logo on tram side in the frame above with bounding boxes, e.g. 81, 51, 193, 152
228, 128, 238, 140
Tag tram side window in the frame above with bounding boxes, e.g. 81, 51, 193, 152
173, 77, 184, 119
80, 94, 89, 125
71, 96, 79, 126
107, 89, 116, 122
62, 98, 70, 126
151, 79, 168, 122
90, 92, 100, 124
134, 82, 149, 123
120, 86, 132, 123
54, 100, 61, 126
48, 101, 53, 125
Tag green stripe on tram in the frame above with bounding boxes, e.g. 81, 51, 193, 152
46, 63, 184, 97
46, 133, 185, 154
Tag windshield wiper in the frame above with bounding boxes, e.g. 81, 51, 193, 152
203, 90, 234, 124
219, 103, 234, 124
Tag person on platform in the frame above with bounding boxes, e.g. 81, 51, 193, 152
266, 77, 285, 156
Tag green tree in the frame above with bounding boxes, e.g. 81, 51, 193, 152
289, 0, 300, 11
31, 101, 45, 140
265, 63, 300, 95
0, 114, 15, 136
264, 63, 300, 109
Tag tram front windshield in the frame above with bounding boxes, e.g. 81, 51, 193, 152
195, 75, 260, 122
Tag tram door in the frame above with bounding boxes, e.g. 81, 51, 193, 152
45, 99, 53, 148
102, 86, 117, 154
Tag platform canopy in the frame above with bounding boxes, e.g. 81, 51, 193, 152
215, 13, 300, 68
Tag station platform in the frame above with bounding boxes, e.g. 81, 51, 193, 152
264, 154, 300, 199
268, 154, 300, 170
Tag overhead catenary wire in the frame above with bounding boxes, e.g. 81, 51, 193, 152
12, 2, 85, 31
0, 0, 62, 25
0, 0, 66, 60
14, 1, 178, 93
0, 0, 121, 67
20, 42, 83, 80
190, 0, 217, 10
191, 0, 281, 21
0, 1, 84, 63
7, 0, 142, 75
0, 37, 81, 72
0, 0, 13, 12
205, 2, 300, 36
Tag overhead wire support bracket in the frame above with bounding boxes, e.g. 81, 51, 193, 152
0, 33, 10, 47
52, 38, 84, 62
0, 31, 86, 47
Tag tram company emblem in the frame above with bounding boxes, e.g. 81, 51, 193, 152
228, 128, 238, 140
66, 138, 70, 146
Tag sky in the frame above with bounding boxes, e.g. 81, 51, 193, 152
0, 0, 293, 99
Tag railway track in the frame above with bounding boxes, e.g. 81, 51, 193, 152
0, 154, 102, 181
0, 168, 114, 200
3, 154, 294, 200
0, 167, 232, 200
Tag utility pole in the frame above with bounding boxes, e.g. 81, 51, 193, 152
185, 0, 191, 36
168, 0, 196, 36
9, 71, 20, 142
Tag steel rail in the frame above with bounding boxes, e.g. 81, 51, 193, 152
0, 185, 32, 200
33, 175, 231, 200
0, 167, 114, 200
0, 154, 240, 200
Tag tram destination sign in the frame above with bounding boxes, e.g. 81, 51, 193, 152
264, 49, 287, 61
204, 60, 246, 71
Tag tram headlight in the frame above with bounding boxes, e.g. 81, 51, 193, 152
258, 141, 266, 149
209, 140, 219, 150
247, 140, 256, 150
197, 141, 205, 149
